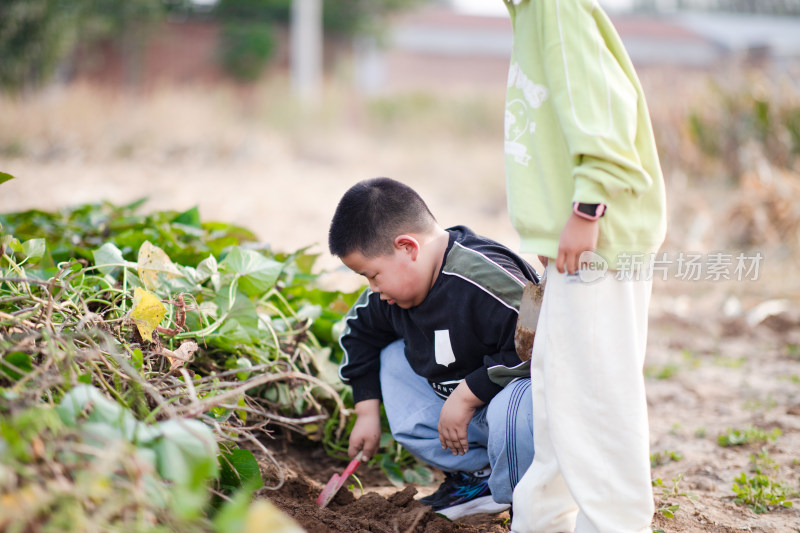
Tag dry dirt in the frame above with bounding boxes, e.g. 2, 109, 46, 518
257, 437, 512, 533
2, 81, 800, 532
249, 283, 800, 533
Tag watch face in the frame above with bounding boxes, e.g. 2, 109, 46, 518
574, 203, 605, 220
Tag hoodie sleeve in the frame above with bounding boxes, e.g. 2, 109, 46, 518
535, 0, 654, 204
462, 285, 529, 404
338, 289, 400, 403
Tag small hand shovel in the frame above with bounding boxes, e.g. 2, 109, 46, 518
514, 279, 545, 361
316, 452, 363, 508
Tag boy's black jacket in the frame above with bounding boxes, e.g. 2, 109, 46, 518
338, 226, 540, 404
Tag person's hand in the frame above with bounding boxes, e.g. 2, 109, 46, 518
556, 213, 599, 275
438, 382, 484, 456
349, 399, 381, 460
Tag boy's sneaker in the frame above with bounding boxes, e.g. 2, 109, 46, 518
418, 469, 510, 520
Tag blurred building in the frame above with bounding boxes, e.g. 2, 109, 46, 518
71, 2, 800, 92
354, 4, 800, 93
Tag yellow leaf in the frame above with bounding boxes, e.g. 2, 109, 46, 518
243, 499, 305, 533
137, 241, 181, 291
130, 287, 166, 342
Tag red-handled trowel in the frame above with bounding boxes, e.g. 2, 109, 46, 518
316, 452, 363, 508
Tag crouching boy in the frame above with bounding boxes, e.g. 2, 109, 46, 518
328, 177, 538, 519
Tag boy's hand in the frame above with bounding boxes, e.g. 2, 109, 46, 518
556, 213, 599, 274
349, 399, 381, 460
438, 382, 484, 456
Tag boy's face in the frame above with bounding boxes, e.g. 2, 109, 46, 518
341, 244, 428, 309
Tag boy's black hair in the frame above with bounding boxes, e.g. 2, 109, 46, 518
328, 177, 437, 258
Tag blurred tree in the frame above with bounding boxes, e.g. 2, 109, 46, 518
0, 0, 81, 91
0, 0, 425, 90
215, 0, 291, 22
215, 0, 281, 82
218, 22, 276, 82
322, 0, 427, 38
214, 0, 424, 83
215, 0, 425, 37
0, 0, 164, 92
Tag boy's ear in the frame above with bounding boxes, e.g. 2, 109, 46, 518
394, 235, 420, 260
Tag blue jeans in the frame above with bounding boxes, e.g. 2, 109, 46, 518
379, 340, 534, 504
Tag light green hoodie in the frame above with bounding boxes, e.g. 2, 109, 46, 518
503, 0, 667, 269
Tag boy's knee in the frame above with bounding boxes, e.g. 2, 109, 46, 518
488, 378, 532, 425
486, 378, 534, 462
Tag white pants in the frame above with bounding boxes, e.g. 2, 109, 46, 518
511, 264, 654, 533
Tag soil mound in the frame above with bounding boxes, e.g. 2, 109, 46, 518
264, 469, 509, 533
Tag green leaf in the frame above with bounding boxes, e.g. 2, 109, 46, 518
211, 287, 261, 348
0, 407, 63, 462
220, 247, 283, 298
2, 235, 22, 254
196, 253, 218, 284
57, 385, 145, 440
309, 347, 342, 389
0, 171, 14, 185
291, 249, 319, 275
236, 396, 248, 423
93, 242, 126, 276
379, 454, 405, 487
211, 476, 265, 532
172, 206, 202, 228
132, 348, 144, 370
224, 356, 253, 381
402, 463, 434, 485
153, 418, 219, 488
1, 352, 33, 380
22, 238, 45, 262
219, 447, 263, 490
295, 303, 322, 321
170, 483, 210, 521
56, 386, 162, 455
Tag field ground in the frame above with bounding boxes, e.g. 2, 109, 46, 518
2, 77, 800, 531
252, 279, 800, 533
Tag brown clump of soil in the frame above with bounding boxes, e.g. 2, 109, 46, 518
265, 473, 509, 533
259, 442, 510, 533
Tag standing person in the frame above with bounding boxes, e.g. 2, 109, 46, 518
328, 177, 539, 520
502, 1, 667, 532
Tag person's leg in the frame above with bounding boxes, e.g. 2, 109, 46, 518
512, 265, 654, 533
563, 272, 653, 533
511, 264, 579, 533
379, 340, 490, 473
486, 377, 534, 504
